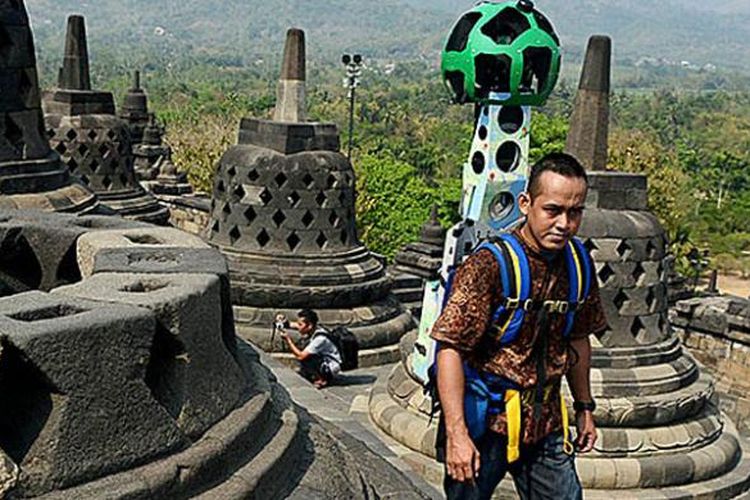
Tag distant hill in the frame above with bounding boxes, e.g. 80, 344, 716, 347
24, 0, 750, 78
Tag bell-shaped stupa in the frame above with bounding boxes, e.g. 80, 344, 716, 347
205, 28, 415, 366
43, 15, 168, 224
0, 3, 99, 213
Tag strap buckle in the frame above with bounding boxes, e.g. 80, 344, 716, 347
543, 300, 569, 314
504, 297, 521, 310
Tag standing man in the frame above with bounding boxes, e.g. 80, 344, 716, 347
278, 309, 342, 388
432, 153, 608, 499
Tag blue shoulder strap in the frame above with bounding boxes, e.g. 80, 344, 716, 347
476, 233, 531, 345
562, 237, 593, 337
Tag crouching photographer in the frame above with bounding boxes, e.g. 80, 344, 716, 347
275, 309, 342, 389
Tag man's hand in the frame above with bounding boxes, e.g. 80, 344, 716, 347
280, 331, 289, 340
446, 430, 480, 484
575, 410, 597, 453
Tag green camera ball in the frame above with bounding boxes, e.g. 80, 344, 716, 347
441, 0, 561, 106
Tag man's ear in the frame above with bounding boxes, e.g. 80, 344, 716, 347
518, 191, 531, 216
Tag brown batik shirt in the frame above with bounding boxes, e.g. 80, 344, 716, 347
431, 229, 608, 445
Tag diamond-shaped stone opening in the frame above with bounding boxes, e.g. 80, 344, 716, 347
248, 168, 260, 181
233, 184, 246, 199
67, 157, 78, 172
316, 232, 328, 249
646, 239, 657, 258
222, 202, 232, 215
480, 7, 530, 45
329, 212, 341, 228
301, 211, 315, 228
288, 191, 301, 207
88, 130, 98, 141
315, 191, 327, 207
106, 130, 117, 140
46, 128, 55, 139
616, 240, 631, 259
227, 166, 237, 178
597, 264, 615, 284
256, 229, 270, 247
259, 188, 273, 206
228, 226, 241, 244
66, 129, 78, 141
211, 220, 220, 233
119, 173, 129, 186
583, 239, 597, 253
98, 143, 108, 155
102, 176, 113, 189
340, 230, 348, 245
216, 179, 225, 192
275, 172, 288, 188
54, 142, 67, 155
633, 263, 646, 283
272, 209, 287, 228
287, 232, 301, 251
646, 289, 656, 309
338, 190, 347, 205
629, 317, 645, 339
303, 173, 315, 187
326, 174, 337, 189
613, 290, 628, 311
244, 206, 256, 223
89, 159, 99, 173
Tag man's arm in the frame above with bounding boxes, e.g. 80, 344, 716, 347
281, 333, 311, 361
437, 346, 480, 483
566, 335, 596, 452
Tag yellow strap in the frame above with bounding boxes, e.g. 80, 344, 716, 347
505, 389, 521, 463
497, 240, 523, 339
568, 241, 583, 303
560, 392, 575, 455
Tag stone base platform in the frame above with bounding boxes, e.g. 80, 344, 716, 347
37, 342, 429, 500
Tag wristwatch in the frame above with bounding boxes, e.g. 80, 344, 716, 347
573, 400, 596, 413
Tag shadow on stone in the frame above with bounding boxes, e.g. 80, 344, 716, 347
332, 373, 377, 387
0, 230, 42, 293
144, 324, 187, 421
0, 340, 60, 464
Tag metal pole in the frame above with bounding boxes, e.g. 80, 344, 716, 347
347, 84, 355, 161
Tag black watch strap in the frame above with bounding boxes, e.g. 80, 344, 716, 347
573, 400, 596, 413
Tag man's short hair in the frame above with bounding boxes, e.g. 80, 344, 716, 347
297, 308, 319, 326
527, 152, 588, 198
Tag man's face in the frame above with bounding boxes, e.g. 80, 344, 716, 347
297, 317, 315, 336
518, 171, 587, 252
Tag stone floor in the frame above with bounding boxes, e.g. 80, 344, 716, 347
258, 351, 446, 499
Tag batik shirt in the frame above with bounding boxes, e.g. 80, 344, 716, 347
431, 229, 608, 445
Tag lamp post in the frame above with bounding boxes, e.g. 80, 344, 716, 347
342, 53, 363, 161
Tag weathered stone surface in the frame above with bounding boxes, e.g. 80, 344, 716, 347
76, 227, 209, 278
0, 448, 19, 498
565, 35, 610, 171
0, 291, 188, 496
54, 272, 245, 438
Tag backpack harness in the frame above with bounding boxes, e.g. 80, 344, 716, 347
431, 232, 593, 463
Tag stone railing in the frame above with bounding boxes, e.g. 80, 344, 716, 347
671, 295, 750, 436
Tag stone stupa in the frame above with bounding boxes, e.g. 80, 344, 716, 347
389, 205, 446, 318
369, 35, 750, 498
0, 4, 99, 214
204, 28, 415, 366
43, 15, 169, 224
